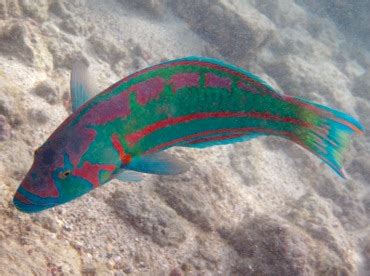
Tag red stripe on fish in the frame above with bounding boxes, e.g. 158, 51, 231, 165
144, 128, 285, 154
284, 95, 363, 134
74, 161, 116, 188
143, 127, 338, 172
205, 73, 232, 91
111, 134, 131, 165
126, 111, 311, 146
14, 191, 33, 204
187, 132, 246, 145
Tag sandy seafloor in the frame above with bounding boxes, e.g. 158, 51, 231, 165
0, 0, 370, 275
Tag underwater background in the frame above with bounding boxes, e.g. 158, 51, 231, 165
0, 0, 369, 275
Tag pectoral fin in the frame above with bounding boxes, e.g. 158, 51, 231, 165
113, 170, 144, 182
125, 152, 189, 175
70, 61, 98, 112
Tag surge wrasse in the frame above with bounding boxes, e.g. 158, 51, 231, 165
13, 57, 364, 213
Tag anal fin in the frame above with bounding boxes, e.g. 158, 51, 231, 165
125, 152, 189, 175
182, 132, 263, 148
113, 170, 144, 182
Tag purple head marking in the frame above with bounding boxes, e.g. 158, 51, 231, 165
79, 93, 131, 125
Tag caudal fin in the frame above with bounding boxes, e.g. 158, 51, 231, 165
287, 96, 364, 178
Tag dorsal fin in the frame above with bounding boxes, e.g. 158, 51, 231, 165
70, 61, 98, 112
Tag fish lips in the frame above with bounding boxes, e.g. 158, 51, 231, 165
13, 186, 59, 213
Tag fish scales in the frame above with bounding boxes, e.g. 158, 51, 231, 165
12, 56, 364, 213
74, 59, 301, 157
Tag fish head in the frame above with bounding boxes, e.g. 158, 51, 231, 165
13, 129, 98, 213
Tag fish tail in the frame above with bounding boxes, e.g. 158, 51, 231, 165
286, 96, 364, 178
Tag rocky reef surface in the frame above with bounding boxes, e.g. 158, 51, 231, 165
0, 0, 369, 275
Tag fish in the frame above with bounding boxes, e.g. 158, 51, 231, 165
13, 56, 364, 213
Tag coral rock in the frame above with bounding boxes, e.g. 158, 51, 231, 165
118, 0, 166, 17
32, 80, 61, 105
0, 114, 11, 141
0, 20, 52, 68
19, 0, 50, 22
170, 0, 276, 61
107, 190, 187, 247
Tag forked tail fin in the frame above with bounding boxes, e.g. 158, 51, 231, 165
286, 96, 364, 178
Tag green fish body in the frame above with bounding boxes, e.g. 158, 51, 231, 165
13, 57, 364, 213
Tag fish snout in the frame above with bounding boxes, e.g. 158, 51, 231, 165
13, 178, 59, 213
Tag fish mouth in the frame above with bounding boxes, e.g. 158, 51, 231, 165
13, 187, 59, 213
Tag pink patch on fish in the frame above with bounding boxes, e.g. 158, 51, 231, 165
68, 128, 97, 167
169, 73, 199, 92
79, 93, 131, 125
130, 77, 165, 105
205, 73, 231, 91
238, 81, 259, 94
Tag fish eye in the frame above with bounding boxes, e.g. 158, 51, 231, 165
59, 170, 71, 179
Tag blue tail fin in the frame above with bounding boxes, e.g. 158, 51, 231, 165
291, 96, 364, 178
